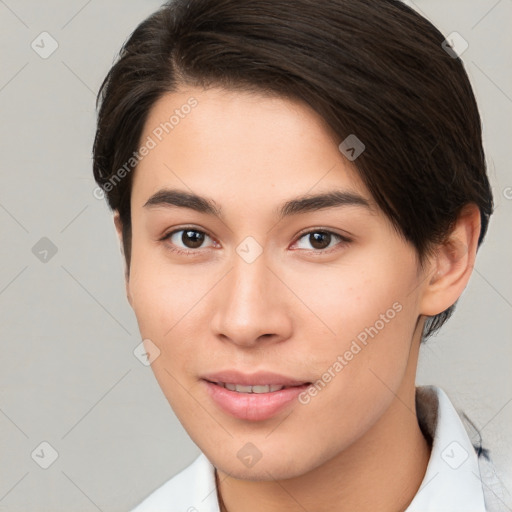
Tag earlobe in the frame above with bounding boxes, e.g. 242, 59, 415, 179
113, 210, 124, 245
420, 204, 481, 316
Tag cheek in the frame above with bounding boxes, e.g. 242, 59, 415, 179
127, 247, 219, 367
127, 243, 181, 340
287, 254, 416, 349
130, 276, 190, 344
288, 254, 419, 402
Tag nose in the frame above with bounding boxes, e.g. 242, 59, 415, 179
210, 250, 293, 349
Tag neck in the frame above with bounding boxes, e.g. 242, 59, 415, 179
216, 341, 431, 512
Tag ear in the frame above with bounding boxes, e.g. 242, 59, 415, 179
419, 204, 481, 317
113, 211, 133, 307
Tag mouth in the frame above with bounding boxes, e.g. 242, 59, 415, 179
202, 375, 312, 421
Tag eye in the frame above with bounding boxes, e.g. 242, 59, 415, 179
161, 227, 216, 255
293, 229, 351, 252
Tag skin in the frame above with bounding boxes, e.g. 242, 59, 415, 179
114, 86, 481, 512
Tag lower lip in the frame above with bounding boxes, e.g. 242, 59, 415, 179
203, 380, 309, 421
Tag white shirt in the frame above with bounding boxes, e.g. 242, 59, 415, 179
131, 385, 495, 511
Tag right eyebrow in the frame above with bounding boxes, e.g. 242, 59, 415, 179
143, 189, 223, 218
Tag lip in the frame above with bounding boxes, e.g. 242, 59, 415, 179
201, 370, 311, 421
202, 370, 309, 387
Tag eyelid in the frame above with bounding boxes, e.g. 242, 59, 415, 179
295, 226, 352, 241
160, 226, 213, 241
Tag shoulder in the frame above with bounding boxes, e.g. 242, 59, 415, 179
130, 452, 220, 512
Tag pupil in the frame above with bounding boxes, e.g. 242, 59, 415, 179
311, 232, 330, 249
183, 230, 204, 248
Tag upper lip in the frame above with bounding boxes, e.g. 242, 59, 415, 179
202, 370, 310, 387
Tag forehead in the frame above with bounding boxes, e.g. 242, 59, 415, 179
131, 87, 372, 210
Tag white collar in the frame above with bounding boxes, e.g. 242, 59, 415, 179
406, 385, 487, 511
131, 385, 487, 511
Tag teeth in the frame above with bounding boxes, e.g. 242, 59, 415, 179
251, 385, 271, 393
218, 383, 286, 393
236, 384, 253, 393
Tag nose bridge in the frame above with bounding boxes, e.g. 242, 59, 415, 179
211, 246, 290, 346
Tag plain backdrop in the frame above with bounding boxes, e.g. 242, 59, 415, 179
0, 0, 511, 510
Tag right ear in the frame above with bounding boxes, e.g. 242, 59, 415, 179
113, 211, 133, 307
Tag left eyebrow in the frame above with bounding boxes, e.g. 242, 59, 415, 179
276, 190, 373, 220
142, 188, 373, 220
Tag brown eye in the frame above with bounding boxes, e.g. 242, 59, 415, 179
294, 230, 351, 252
181, 230, 205, 249
309, 232, 332, 250
162, 228, 215, 254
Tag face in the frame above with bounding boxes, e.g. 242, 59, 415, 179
123, 87, 429, 480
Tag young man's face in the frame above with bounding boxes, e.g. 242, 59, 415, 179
121, 87, 431, 479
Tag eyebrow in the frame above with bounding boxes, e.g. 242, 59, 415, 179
143, 188, 372, 220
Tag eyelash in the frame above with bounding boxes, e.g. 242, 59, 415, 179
160, 227, 352, 257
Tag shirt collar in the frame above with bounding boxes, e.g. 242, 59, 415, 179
405, 385, 487, 511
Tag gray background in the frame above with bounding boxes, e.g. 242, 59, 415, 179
0, 0, 511, 510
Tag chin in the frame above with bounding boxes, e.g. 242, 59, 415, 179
205, 443, 327, 481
